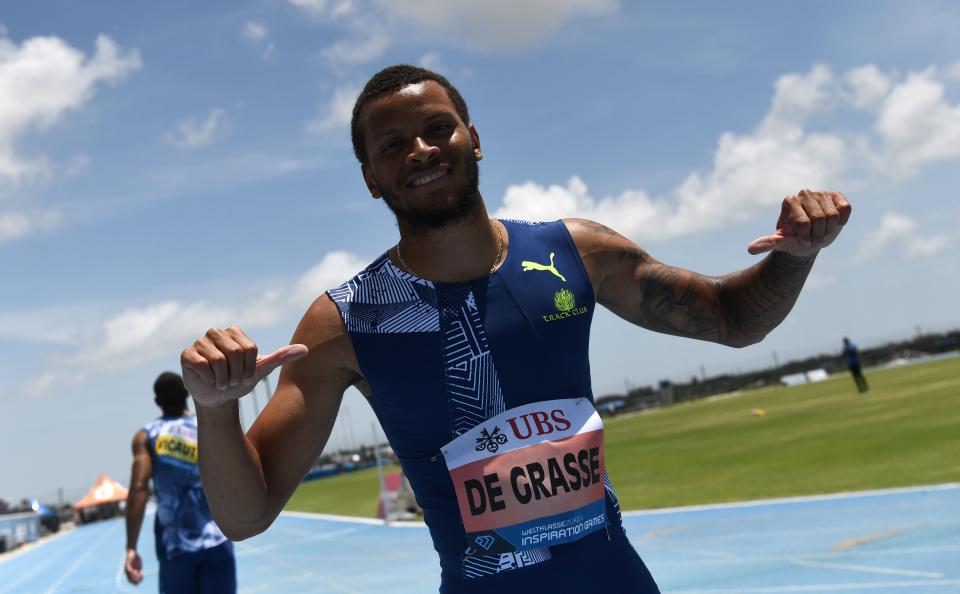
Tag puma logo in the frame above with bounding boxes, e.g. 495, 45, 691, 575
521, 252, 566, 282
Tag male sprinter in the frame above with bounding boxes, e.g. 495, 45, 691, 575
125, 372, 236, 593
181, 65, 851, 593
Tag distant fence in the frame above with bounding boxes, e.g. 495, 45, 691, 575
0, 512, 40, 553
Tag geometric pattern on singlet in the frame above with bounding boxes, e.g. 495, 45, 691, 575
329, 254, 552, 578
436, 282, 552, 578
328, 254, 438, 333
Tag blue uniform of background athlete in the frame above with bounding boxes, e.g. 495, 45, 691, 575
842, 337, 870, 393
125, 372, 235, 594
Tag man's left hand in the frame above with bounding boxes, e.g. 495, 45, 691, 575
748, 189, 851, 257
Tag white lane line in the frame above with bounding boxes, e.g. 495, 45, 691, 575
668, 547, 740, 559
280, 510, 425, 528
791, 559, 944, 579
832, 528, 908, 552
624, 482, 960, 517
231, 544, 364, 594
638, 543, 960, 567
632, 524, 697, 541
42, 523, 116, 594
667, 578, 960, 593
0, 526, 103, 594
234, 526, 366, 557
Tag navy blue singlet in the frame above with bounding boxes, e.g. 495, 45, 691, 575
329, 219, 661, 594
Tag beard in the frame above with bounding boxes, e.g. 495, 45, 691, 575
378, 156, 481, 234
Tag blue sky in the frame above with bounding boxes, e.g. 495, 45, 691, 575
2, 0, 959, 501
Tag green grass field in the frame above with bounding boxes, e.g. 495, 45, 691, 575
285, 356, 960, 517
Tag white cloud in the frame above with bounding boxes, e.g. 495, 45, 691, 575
905, 235, 953, 258
804, 274, 838, 291
854, 211, 952, 261
23, 371, 66, 399
874, 68, 960, 177
844, 65, 892, 109
497, 65, 848, 241
375, 0, 619, 50
308, 87, 359, 132
64, 153, 91, 176
330, 0, 355, 18
24, 251, 367, 394
0, 33, 141, 186
165, 108, 229, 149
763, 64, 836, 129
0, 303, 103, 345
0, 210, 61, 243
311, 0, 619, 70
289, 0, 328, 15
498, 62, 960, 244
945, 60, 960, 80
321, 28, 389, 69
242, 22, 268, 43
0, 212, 31, 241
419, 52, 444, 72
241, 21, 275, 60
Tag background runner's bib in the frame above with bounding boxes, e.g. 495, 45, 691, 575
443, 398, 607, 556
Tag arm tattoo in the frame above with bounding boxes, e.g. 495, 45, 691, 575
579, 216, 815, 346
717, 251, 816, 345
636, 263, 728, 342
574, 219, 621, 237
606, 247, 813, 347
601, 246, 728, 342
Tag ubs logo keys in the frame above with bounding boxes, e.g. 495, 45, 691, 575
475, 426, 508, 453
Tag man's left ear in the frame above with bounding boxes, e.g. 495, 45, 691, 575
469, 124, 482, 161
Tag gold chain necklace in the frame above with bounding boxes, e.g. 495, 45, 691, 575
395, 220, 504, 279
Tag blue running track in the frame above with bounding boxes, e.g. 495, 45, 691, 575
1, 483, 957, 593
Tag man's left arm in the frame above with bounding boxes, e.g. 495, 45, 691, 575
567, 190, 851, 348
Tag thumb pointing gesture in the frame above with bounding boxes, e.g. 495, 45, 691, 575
181, 327, 309, 408
253, 344, 309, 381
747, 226, 792, 255
751, 190, 851, 257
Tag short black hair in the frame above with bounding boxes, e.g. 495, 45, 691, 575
350, 64, 470, 165
153, 371, 188, 410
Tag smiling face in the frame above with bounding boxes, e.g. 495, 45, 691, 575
359, 80, 483, 233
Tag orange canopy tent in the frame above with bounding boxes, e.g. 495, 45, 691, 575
74, 474, 129, 509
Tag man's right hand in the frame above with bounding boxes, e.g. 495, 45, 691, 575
124, 548, 143, 585
180, 327, 309, 408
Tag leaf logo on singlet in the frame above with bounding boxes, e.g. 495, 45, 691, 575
542, 288, 589, 323
475, 426, 508, 454
554, 289, 576, 312
521, 252, 566, 282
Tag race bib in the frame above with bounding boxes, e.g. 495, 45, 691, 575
442, 398, 607, 556
155, 433, 199, 464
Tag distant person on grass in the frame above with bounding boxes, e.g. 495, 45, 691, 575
842, 337, 869, 393
179, 65, 852, 593
125, 372, 236, 593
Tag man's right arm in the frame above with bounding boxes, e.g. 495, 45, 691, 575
124, 430, 152, 584
182, 294, 360, 540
